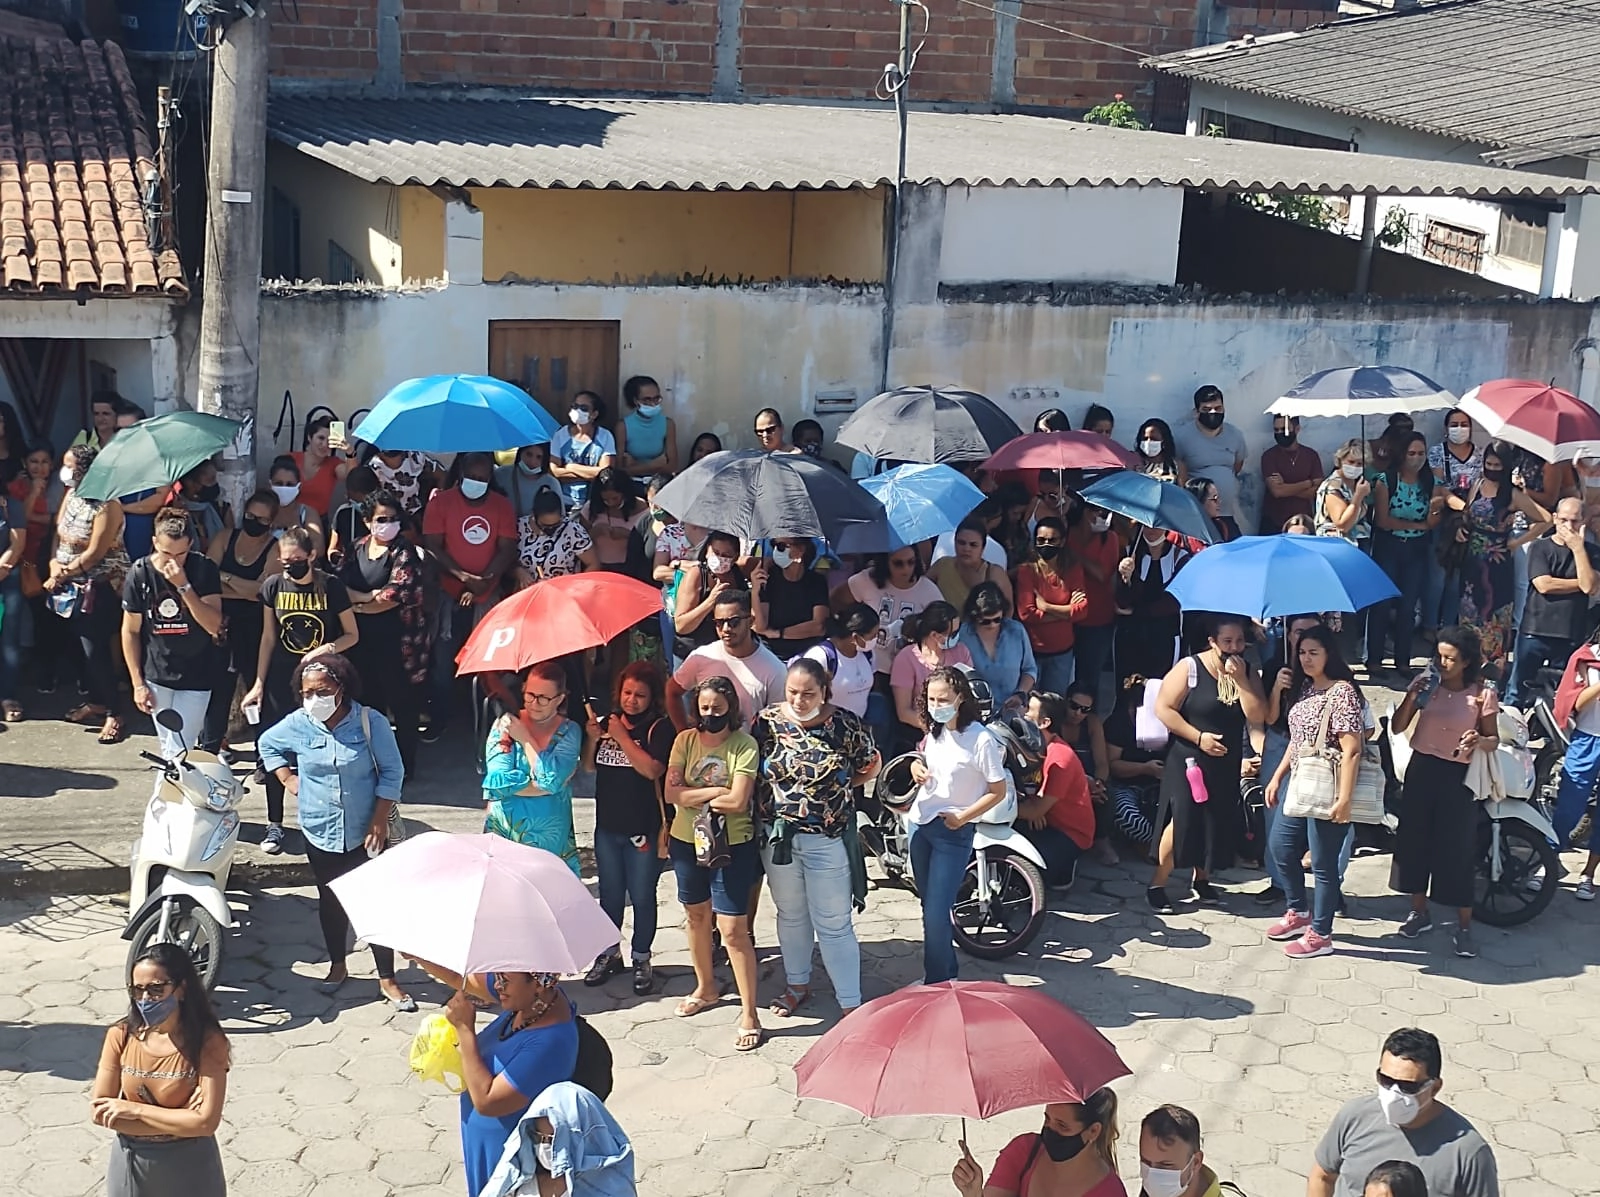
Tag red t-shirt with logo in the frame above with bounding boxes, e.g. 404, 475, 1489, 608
1041, 740, 1095, 851
423, 487, 515, 603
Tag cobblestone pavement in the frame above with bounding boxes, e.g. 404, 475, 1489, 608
4, 848, 1599, 1197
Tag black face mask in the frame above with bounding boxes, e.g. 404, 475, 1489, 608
1483, 468, 1507, 484
1198, 411, 1225, 431
1274, 432, 1296, 448
698, 711, 731, 734
242, 516, 271, 538
800, 442, 822, 459
1035, 543, 1061, 561
196, 483, 222, 504
284, 559, 312, 581
1040, 1126, 1088, 1163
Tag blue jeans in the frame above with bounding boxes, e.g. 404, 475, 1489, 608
866, 688, 898, 757
761, 833, 861, 1008
1506, 632, 1577, 708
1072, 623, 1114, 711
1420, 541, 1459, 630
593, 827, 662, 961
1035, 649, 1075, 696
1556, 730, 1600, 852
0, 577, 23, 703
428, 600, 484, 724
1259, 727, 1291, 890
908, 816, 975, 984
1270, 807, 1355, 937
1369, 532, 1429, 671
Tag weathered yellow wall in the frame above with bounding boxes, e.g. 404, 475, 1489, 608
468, 187, 885, 284
397, 187, 446, 283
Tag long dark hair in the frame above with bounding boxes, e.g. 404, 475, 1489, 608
867, 548, 924, 588
611, 659, 664, 723
1481, 440, 1516, 512
1436, 624, 1484, 684
1288, 623, 1355, 699
824, 602, 879, 643
903, 600, 958, 647
123, 943, 227, 1074
1136, 418, 1179, 471
586, 466, 642, 521
920, 665, 981, 735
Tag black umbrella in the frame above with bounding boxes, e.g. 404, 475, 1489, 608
653, 450, 891, 546
836, 385, 1024, 465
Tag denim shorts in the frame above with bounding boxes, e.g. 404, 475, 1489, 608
669, 836, 760, 916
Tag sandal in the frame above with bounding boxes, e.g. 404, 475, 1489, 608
1, 701, 21, 722
769, 985, 811, 1018
98, 716, 126, 745
734, 1025, 765, 1052
65, 704, 107, 726
675, 992, 723, 1018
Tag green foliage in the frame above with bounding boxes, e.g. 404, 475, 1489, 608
1243, 193, 1340, 231
1083, 94, 1146, 130
1379, 205, 1411, 249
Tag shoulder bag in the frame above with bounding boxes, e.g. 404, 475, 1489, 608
1283, 683, 1385, 824
359, 706, 407, 846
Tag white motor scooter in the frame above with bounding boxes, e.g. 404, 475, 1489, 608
123, 709, 243, 988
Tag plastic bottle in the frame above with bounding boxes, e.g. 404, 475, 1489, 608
1185, 757, 1209, 805
1415, 663, 1441, 710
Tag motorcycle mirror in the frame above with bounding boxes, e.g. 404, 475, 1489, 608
155, 708, 184, 733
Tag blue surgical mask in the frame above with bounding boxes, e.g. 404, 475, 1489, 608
461, 478, 489, 500
635, 403, 661, 420
771, 547, 794, 569
135, 993, 179, 1027
928, 701, 958, 725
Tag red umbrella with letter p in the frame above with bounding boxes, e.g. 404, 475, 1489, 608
454, 573, 664, 675
1457, 379, 1600, 461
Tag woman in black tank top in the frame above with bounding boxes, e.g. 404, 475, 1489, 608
202, 494, 280, 750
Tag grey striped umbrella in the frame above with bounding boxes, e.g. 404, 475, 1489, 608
837, 385, 1024, 464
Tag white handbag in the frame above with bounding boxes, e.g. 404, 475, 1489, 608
1283, 683, 1385, 824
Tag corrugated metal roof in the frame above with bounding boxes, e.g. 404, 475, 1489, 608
265, 95, 1597, 200
1146, 0, 1600, 167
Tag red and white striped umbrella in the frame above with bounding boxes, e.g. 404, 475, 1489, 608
1457, 379, 1600, 461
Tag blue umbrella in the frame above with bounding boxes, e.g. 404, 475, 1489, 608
1167, 535, 1399, 620
1079, 472, 1215, 545
1267, 366, 1456, 419
854, 463, 985, 548
354, 375, 561, 453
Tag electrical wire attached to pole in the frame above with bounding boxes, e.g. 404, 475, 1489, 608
879, 0, 930, 394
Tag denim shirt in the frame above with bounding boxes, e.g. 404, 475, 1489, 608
956, 618, 1039, 700
257, 702, 405, 853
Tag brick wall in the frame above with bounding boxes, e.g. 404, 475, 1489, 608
267, 0, 1336, 111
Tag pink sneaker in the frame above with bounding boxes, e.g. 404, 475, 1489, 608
1266, 910, 1312, 941
1285, 929, 1334, 959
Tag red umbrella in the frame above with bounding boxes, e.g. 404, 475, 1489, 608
794, 981, 1129, 1120
1457, 379, 1600, 461
982, 431, 1138, 476
454, 573, 663, 675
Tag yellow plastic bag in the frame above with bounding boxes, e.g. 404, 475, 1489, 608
408, 1012, 465, 1093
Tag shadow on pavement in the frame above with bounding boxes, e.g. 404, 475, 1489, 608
0, 1019, 109, 1082
3, 764, 119, 799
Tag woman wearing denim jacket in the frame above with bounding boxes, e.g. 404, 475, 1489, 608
484, 661, 583, 875
255, 651, 412, 1008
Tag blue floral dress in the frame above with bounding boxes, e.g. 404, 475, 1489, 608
1458, 491, 1515, 666
482, 716, 583, 875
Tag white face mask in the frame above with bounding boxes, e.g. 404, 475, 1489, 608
705, 552, 732, 575
370, 519, 401, 543
569, 408, 592, 426
771, 547, 794, 569
1377, 1081, 1430, 1127
1341, 463, 1363, 480
272, 483, 301, 505
1090, 516, 1112, 533
460, 478, 489, 500
1140, 439, 1164, 458
1448, 426, 1471, 445
303, 692, 339, 722
535, 1139, 557, 1174
785, 699, 820, 723
1140, 1161, 1194, 1197
60, 465, 75, 487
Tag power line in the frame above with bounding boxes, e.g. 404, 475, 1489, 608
953, 0, 1147, 56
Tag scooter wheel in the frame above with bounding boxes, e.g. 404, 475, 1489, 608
127, 898, 225, 990
1473, 820, 1560, 928
952, 850, 1046, 960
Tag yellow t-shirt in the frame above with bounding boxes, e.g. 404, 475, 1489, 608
668, 729, 758, 846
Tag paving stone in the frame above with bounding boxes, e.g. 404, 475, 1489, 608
298, 1138, 377, 1175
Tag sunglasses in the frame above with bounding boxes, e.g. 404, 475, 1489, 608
977, 616, 1004, 627
535, 523, 562, 534
1376, 1071, 1433, 1097
1069, 702, 1095, 714
755, 425, 781, 436
714, 616, 749, 629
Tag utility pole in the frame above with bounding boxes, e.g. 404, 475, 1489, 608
196, 3, 271, 517
879, 0, 914, 393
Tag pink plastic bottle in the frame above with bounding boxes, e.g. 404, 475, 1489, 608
1184, 757, 1210, 805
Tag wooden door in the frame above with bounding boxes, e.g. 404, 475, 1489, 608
487, 320, 621, 426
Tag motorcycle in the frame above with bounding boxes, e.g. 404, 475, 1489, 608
860, 679, 1050, 961
1385, 701, 1560, 927
1519, 666, 1595, 848
123, 708, 243, 988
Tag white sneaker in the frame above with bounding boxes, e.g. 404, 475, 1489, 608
262, 823, 286, 855
1577, 878, 1597, 902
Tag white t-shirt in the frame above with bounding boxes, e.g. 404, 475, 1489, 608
847, 570, 944, 675
1578, 662, 1600, 736
673, 641, 788, 731
805, 641, 875, 717
911, 721, 1007, 826
931, 530, 1007, 569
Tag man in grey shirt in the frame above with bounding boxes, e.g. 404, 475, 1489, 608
1173, 384, 1249, 537
1309, 1027, 1498, 1197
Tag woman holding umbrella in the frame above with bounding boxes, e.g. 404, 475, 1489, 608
1148, 615, 1266, 913
1113, 528, 1191, 682
952, 1089, 1125, 1197
484, 662, 584, 876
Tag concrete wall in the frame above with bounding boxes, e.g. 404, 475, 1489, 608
940, 185, 1183, 286
1183, 81, 1596, 299
204, 281, 1599, 540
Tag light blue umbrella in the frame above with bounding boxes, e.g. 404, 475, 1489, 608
1079, 471, 1214, 545
853, 463, 986, 548
354, 375, 561, 453
1167, 535, 1399, 620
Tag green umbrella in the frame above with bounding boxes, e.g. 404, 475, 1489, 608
76, 411, 242, 502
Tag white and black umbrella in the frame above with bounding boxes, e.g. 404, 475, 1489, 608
837, 385, 1024, 464
1267, 366, 1456, 418
653, 450, 891, 546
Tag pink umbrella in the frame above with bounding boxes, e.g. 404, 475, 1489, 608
1457, 379, 1600, 461
328, 832, 619, 976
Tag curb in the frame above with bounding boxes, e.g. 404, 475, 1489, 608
1, 857, 316, 899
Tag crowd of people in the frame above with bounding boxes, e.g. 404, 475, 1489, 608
0, 378, 1554, 1197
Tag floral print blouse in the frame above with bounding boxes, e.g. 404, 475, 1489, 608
518, 515, 592, 581
483, 716, 583, 875
345, 535, 430, 684
751, 705, 878, 837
